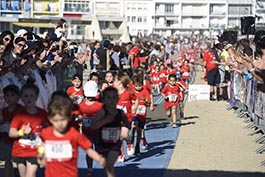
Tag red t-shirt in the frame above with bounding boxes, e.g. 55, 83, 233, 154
117, 89, 136, 122
202, 50, 218, 72
40, 126, 92, 177
2, 104, 24, 143
143, 79, 152, 94
181, 65, 190, 79
131, 88, 151, 120
10, 107, 48, 157
129, 46, 140, 68
78, 100, 102, 137
159, 69, 167, 84
66, 86, 84, 104
161, 83, 181, 110
151, 71, 160, 85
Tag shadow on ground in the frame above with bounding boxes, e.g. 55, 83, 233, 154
165, 169, 265, 177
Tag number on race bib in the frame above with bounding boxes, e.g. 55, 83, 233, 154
45, 140, 73, 162
101, 127, 121, 143
168, 94, 177, 102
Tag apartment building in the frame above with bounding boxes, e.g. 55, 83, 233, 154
152, 0, 255, 36
0, 0, 262, 40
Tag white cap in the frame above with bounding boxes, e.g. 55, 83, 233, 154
84, 80, 98, 97
16, 29, 27, 37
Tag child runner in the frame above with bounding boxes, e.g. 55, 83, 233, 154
37, 98, 106, 177
131, 68, 154, 150
91, 87, 131, 177
9, 83, 49, 177
66, 74, 84, 104
114, 72, 138, 162
150, 65, 161, 94
131, 75, 151, 154
0, 85, 24, 177
161, 74, 182, 128
79, 80, 103, 177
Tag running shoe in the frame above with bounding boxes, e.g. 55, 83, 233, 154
127, 144, 135, 156
172, 122, 177, 128
117, 154, 125, 163
140, 138, 148, 150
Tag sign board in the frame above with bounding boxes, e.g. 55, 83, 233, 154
188, 84, 210, 101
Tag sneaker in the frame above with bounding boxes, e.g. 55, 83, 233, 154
117, 154, 125, 163
172, 122, 177, 128
141, 138, 148, 150
127, 144, 135, 156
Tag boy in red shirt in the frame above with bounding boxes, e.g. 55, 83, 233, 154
66, 74, 84, 104
131, 75, 151, 154
161, 74, 182, 128
38, 98, 105, 177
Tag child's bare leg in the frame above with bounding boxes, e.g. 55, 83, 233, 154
25, 161, 38, 177
17, 163, 27, 177
171, 107, 177, 123
105, 150, 120, 177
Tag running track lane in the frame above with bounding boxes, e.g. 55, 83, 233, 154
34, 120, 180, 177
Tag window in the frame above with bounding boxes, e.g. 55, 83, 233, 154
109, 3, 119, 9
144, 30, 148, 35
76, 26, 85, 35
127, 16, 130, 22
165, 4, 174, 14
143, 17, 147, 23
132, 16, 136, 22
64, 0, 90, 12
138, 17, 142, 23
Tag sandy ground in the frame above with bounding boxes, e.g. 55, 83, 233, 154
165, 70, 265, 177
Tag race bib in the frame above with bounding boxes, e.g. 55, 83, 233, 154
45, 140, 73, 162
19, 134, 42, 148
136, 105, 146, 114
183, 72, 189, 77
101, 127, 120, 143
168, 94, 178, 102
117, 105, 127, 113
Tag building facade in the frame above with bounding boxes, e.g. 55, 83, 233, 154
0, 0, 263, 40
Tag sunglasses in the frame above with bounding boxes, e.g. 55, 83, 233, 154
4, 37, 11, 42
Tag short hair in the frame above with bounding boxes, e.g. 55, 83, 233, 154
3, 84, 20, 95
48, 98, 73, 119
89, 72, 99, 80
21, 82, 39, 96
168, 74, 176, 80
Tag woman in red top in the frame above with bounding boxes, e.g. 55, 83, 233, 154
9, 83, 49, 177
